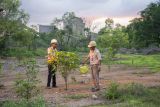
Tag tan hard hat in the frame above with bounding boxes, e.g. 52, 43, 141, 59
88, 41, 96, 47
51, 39, 57, 44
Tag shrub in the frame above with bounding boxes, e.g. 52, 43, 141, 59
15, 59, 40, 100
57, 51, 80, 90
105, 82, 120, 100
34, 48, 46, 57
123, 83, 148, 97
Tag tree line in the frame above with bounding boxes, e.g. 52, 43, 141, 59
0, 0, 160, 57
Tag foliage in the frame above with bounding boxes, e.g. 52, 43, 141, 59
0, 0, 40, 57
122, 83, 148, 97
104, 82, 120, 100
94, 83, 160, 107
126, 1, 160, 48
0, 0, 29, 49
104, 47, 114, 71
97, 20, 129, 53
15, 59, 40, 100
51, 12, 89, 51
0, 48, 46, 57
56, 51, 80, 90
2, 97, 47, 107
113, 54, 160, 73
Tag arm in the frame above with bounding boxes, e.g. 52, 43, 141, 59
82, 54, 89, 64
96, 49, 102, 65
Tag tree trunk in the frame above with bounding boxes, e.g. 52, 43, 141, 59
64, 77, 68, 90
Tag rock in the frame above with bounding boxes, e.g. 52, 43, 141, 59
139, 46, 160, 55
92, 94, 98, 100
118, 48, 137, 54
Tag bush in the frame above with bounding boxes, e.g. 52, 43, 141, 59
105, 82, 120, 100
0, 48, 34, 58
124, 83, 148, 97
104, 82, 148, 100
15, 59, 40, 100
34, 48, 46, 57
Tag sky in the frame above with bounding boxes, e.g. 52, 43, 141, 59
21, 0, 157, 27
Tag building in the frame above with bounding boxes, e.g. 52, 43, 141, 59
38, 25, 53, 33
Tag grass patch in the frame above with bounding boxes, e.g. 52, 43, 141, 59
0, 48, 46, 57
64, 94, 89, 100
88, 83, 160, 107
111, 54, 160, 72
1, 97, 47, 107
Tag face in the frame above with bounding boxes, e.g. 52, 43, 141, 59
51, 43, 57, 48
89, 46, 95, 50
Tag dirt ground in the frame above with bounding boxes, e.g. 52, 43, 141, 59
0, 58, 160, 107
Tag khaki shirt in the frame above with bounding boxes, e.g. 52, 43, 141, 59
88, 48, 102, 65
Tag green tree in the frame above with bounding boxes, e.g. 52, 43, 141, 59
51, 12, 88, 51
0, 0, 30, 51
97, 21, 129, 56
105, 47, 114, 72
57, 51, 80, 90
126, 1, 160, 48
15, 59, 40, 101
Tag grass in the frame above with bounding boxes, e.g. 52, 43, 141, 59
111, 54, 160, 73
0, 48, 47, 57
64, 94, 89, 100
1, 97, 47, 107
88, 83, 160, 107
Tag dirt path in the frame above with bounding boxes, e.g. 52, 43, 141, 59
0, 58, 160, 107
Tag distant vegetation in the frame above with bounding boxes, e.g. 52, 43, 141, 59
1, 0, 160, 57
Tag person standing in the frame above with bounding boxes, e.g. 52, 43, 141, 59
47, 39, 58, 88
83, 41, 102, 92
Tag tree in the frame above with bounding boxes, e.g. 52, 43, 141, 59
105, 47, 114, 72
0, 0, 29, 51
126, 1, 160, 48
57, 51, 80, 90
15, 59, 40, 101
97, 20, 129, 56
51, 12, 88, 51
98, 18, 114, 35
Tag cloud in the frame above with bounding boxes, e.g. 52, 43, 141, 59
20, 0, 157, 25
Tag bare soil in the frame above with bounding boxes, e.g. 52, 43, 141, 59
0, 58, 160, 107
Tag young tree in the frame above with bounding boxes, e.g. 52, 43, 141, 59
105, 47, 114, 72
57, 51, 80, 90
15, 59, 40, 101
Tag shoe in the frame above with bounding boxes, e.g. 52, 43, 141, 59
52, 86, 58, 88
46, 86, 52, 89
91, 87, 100, 92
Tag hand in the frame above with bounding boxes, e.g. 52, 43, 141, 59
81, 62, 85, 65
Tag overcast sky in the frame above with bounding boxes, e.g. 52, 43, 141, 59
21, 0, 157, 26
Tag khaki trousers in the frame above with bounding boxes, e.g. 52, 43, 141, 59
91, 64, 100, 89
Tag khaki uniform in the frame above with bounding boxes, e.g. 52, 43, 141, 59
88, 48, 102, 89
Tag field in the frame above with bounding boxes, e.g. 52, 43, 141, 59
0, 54, 160, 107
